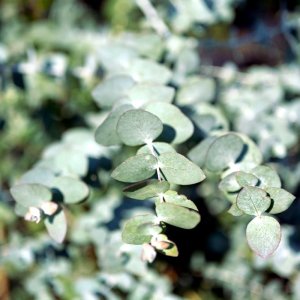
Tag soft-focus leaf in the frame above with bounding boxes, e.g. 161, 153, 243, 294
95, 104, 133, 146
51, 177, 89, 204
246, 215, 281, 258
188, 136, 217, 167
205, 133, 244, 172
251, 165, 281, 188
10, 183, 52, 208
18, 167, 56, 186
44, 207, 67, 243
92, 75, 135, 108
265, 187, 295, 214
145, 102, 194, 144
219, 172, 241, 193
126, 58, 172, 84
127, 84, 175, 107
176, 75, 215, 105
228, 203, 244, 216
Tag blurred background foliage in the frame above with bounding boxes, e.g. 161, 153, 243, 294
1, 0, 300, 299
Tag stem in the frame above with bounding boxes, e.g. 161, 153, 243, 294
146, 141, 163, 182
136, 0, 171, 38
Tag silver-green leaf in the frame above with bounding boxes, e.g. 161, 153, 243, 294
265, 187, 295, 214
237, 186, 271, 216
92, 75, 135, 108
51, 177, 89, 204
123, 179, 170, 200
251, 165, 281, 188
95, 104, 133, 146
44, 207, 67, 243
246, 215, 281, 258
145, 102, 194, 144
111, 154, 157, 183
117, 109, 163, 146
10, 183, 52, 208
156, 202, 200, 229
122, 214, 161, 244
158, 152, 206, 185
205, 133, 244, 172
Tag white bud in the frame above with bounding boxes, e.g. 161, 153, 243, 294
24, 207, 41, 223
141, 243, 157, 263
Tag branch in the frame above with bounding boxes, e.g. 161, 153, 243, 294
136, 0, 171, 38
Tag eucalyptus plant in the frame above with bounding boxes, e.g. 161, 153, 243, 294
2, 2, 300, 300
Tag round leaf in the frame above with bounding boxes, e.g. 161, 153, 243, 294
188, 136, 217, 167
246, 216, 281, 258
45, 207, 67, 243
219, 173, 241, 193
176, 75, 216, 105
158, 152, 206, 185
265, 187, 295, 214
205, 133, 244, 172
127, 58, 172, 84
251, 165, 281, 188
117, 109, 163, 146
127, 84, 175, 107
156, 202, 200, 229
18, 167, 55, 186
237, 186, 271, 216
145, 102, 194, 144
111, 154, 157, 183
228, 203, 243, 216
123, 179, 170, 200
122, 214, 160, 244
236, 171, 259, 187
95, 104, 133, 146
10, 183, 52, 208
51, 177, 89, 204
162, 190, 198, 210
92, 75, 135, 108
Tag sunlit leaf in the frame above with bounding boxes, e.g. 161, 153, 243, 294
158, 152, 205, 185
205, 133, 244, 172
117, 109, 163, 146
95, 104, 133, 146
145, 102, 194, 144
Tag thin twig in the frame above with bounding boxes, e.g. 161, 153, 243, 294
136, 0, 171, 38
